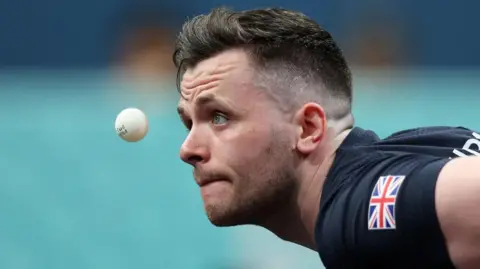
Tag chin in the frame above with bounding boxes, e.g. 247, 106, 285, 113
204, 205, 246, 227
208, 217, 237, 227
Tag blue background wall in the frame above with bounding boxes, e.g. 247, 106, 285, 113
0, 0, 479, 67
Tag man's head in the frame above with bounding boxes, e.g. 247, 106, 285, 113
174, 7, 352, 227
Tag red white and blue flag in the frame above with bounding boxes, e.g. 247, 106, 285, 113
368, 175, 405, 230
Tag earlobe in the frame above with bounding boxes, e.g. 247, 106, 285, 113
295, 103, 327, 154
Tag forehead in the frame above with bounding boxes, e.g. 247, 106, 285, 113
183, 49, 251, 82
178, 49, 257, 104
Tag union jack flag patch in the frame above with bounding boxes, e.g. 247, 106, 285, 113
368, 175, 405, 230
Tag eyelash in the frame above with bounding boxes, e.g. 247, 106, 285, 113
183, 111, 229, 132
211, 111, 229, 125
184, 120, 192, 132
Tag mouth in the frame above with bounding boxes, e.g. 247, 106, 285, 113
196, 177, 227, 187
197, 178, 230, 200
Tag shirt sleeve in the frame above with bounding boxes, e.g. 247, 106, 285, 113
355, 155, 455, 268
395, 158, 449, 235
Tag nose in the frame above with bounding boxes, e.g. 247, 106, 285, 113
179, 130, 210, 166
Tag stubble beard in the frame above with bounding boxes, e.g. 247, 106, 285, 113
205, 131, 298, 227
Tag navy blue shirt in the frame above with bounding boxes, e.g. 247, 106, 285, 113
315, 126, 480, 268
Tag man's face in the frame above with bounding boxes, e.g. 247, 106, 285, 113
177, 49, 297, 226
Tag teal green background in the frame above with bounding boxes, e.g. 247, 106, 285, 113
0, 71, 478, 269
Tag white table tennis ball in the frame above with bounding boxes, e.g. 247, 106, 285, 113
115, 108, 149, 142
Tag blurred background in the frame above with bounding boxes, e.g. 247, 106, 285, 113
0, 0, 479, 268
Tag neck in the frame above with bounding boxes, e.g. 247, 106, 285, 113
258, 127, 352, 250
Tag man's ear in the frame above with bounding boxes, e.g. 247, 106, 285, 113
293, 103, 327, 154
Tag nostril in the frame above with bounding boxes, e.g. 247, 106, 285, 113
187, 155, 203, 164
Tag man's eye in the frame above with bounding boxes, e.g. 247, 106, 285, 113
211, 112, 228, 125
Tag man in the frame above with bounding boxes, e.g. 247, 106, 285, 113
173, 7, 480, 269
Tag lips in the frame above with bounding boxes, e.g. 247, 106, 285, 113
193, 169, 230, 187
196, 177, 225, 187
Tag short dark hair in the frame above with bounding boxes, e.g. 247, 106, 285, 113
173, 7, 352, 120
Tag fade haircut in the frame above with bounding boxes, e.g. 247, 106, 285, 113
173, 7, 352, 120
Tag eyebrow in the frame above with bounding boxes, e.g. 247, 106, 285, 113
176, 106, 186, 117
195, 93, 217, 106
176, 93, 219, 117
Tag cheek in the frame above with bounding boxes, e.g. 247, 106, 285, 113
212, 129, 282, 188
219, 124, 272, 161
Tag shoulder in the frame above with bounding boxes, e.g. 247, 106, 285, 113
386, 126, 474, 139
384, 126, 479, 148
315, 126, 480, 268
316, 149, 454, 268
354, 126, 480, 159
